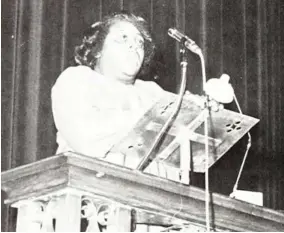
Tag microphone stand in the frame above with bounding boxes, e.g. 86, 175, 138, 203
197, 50, 211, 232
136, 41, 188, 171
137, 35, 212, 231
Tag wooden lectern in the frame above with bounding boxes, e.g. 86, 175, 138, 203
2, 94, 283, 232
1, 152, 284, 232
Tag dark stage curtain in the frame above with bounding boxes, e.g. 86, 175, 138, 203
1, 0, 283, 231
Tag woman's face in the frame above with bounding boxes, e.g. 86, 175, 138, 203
95, 20, 145, 84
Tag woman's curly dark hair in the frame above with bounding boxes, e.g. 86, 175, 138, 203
74, 12, 155, 75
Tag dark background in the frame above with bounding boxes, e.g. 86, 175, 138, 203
1, 0, 284, 231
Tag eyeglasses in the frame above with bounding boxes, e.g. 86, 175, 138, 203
112, 32, 144, 50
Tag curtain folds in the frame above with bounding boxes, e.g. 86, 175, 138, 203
1, 0, 283, 231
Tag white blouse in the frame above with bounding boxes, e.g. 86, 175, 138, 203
51, 65, 164, 158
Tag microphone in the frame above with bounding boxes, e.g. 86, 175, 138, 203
168, 28, 201, 54
204, 74, 234, 103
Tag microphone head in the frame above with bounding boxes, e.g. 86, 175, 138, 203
168, 28, 182, 41
168, 28, 176, 37
204, 74, 234, 103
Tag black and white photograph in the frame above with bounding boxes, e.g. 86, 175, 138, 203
1, 0, 284, 232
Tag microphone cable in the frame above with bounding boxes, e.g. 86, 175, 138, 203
230, 92, 252, 198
